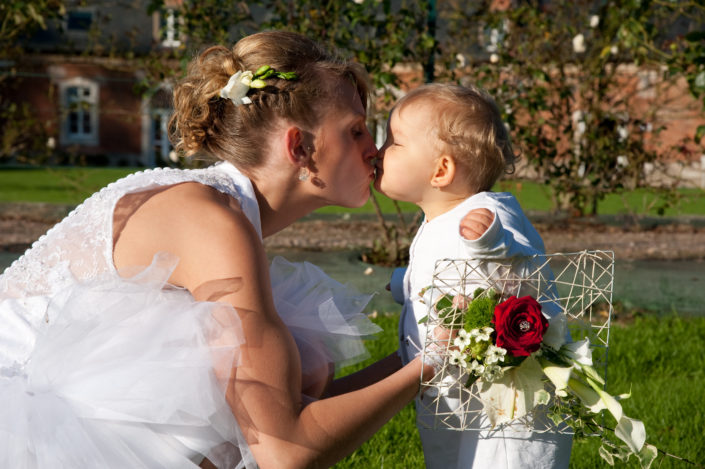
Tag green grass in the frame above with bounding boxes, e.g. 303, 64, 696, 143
0, 167, 138, 204
495, 180, 705, 217
1, 167, 703, 217
333, 314, 705, 468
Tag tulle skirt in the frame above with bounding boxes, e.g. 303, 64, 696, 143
0, 254, 380, 468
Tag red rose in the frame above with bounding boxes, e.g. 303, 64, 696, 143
493, 295, 548, 357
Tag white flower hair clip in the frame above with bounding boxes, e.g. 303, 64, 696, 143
220, 65, 297, 107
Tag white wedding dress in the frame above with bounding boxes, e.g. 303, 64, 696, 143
0, 162, 380, 468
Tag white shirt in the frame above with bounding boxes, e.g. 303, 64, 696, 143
393, 191, 572, 469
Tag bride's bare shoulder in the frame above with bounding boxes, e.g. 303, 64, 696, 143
113, 181, 258, 282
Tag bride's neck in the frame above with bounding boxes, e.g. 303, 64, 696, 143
250, 175, 320, 238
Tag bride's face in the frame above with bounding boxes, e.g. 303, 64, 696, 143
307, 80, 377, 208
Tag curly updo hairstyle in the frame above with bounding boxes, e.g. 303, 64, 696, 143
395, 83, 517, 193
170, 30, 370, 169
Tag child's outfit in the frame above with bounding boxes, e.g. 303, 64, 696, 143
392, 191, 573, 469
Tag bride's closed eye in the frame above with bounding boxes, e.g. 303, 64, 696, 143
351, 122, 368, 139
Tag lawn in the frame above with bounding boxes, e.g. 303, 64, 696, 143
1, 167, 704, 217
2, 167, 702, 467
334, 314, 705, 468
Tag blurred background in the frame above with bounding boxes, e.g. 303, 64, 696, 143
2, 2, 705, 466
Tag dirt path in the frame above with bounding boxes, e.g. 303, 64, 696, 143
2, 203, 705, 261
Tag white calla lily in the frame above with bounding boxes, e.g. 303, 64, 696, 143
615, 416, 647, 454
478, 356, 546, 426
562, 339, 593, 366
541, 313, 567, 350
567, 377, 606, 414
541, 362, 572, 391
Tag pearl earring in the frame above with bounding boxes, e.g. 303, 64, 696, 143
298, 167, 310, 182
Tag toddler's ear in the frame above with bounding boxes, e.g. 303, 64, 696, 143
430, 154, 456, 188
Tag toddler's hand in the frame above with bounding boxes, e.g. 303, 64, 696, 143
459, 208, 494, 240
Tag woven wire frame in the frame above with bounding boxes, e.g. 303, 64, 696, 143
417, 250, 614, 432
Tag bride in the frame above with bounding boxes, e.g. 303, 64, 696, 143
0, 30, 437, 468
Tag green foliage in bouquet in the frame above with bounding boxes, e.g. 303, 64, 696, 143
419, 287, 499, 330
464, 288, 500, 332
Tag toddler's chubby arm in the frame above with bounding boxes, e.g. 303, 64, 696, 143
459, 208, 495, 240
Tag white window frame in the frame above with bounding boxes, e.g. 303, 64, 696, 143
151, 108, 175, 164
141, 84, 175, 167
153, 8, 183, 48
59, 77, 99, 146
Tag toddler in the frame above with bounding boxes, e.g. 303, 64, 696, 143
375, 83, 572, 469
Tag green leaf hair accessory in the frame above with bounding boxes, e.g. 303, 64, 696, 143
220, 65, 298, 106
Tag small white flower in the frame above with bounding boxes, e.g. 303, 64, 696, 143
449, 349, 468, 367
485, 345, 507, 364
454, 334, 471, 349
610, 45, 619, 55
475, 327, 493, 342
468, 360, 485, 376
490, 53, 499, 64
46, 137, 56, 149
482, 364, 504, 382
589, 15, 600, 28
220, 70, 254, 106
573, 34, 586, 54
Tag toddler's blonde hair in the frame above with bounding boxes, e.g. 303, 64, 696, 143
396, 83, 516, 192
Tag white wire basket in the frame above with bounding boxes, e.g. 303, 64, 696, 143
417, 250, 614, 432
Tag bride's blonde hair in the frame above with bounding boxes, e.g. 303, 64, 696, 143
170, 31, 370, 168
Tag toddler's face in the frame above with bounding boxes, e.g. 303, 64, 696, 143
374, 101, 439, 204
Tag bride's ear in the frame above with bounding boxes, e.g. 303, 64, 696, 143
430, 154, 457, 188
284, 126, 313, 167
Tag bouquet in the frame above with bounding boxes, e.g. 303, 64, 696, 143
418, 251, 659, 468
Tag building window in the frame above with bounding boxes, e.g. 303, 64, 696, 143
143, 87, 176, 167
154, 8, 182, 48
152, 109, 175, 164
59, 78, 98, 146
65, 9, 94, 33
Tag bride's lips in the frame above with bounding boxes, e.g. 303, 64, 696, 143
370, 157, 382, 180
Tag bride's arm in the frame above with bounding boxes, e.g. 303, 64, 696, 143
325, 352, 404, 396
114, 183, 431, 469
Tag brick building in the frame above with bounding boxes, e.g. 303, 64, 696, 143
2, 0, 703, 178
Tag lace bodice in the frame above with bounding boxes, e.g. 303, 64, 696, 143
2, 163, 259, 298
0, 163, 261, 363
